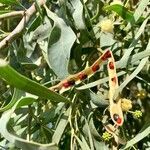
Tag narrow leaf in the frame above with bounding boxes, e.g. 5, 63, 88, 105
0, 89, 23, 112
71, 0, 85, 29
121, 119, 150, 150
0, 60, 69, 103
119, 57, 148, 92
119, 17, 149, 68
52, 108, 69, 144
0, 100, 58, 150
104, 4, 144, 24
0, 0, 19, 5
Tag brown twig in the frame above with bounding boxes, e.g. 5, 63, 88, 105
0, 0, 46, 50
0, 11, 24, 20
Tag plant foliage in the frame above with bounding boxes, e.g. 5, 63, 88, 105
0, 0, 149, 149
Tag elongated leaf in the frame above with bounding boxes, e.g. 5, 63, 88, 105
119, 39, 150, 91
0, 60, 69, 103
119, 57, 148, 92
71, 0, 85, 30
84, 119, 94, 150
16, 97, 36, 108
105, 4, 135, 23
100, 32, 116, 47
45, 6, 76, 79
104, 4, 144, 24
0, 89, 23, 112
93, 140, 109, 150
121, 119, 150, 150
125, 0, 149, 29
74, 134, 91, 150
52, 108, 69, 144
0, 0, 19, 5
119, 17, 149, 68
0, 100, 58, 150
133, 0, 149, 22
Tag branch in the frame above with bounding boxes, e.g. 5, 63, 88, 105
0, 11, 24, 20
0, 0, 46, 50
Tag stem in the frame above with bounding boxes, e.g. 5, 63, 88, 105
27, 105, 32, 141
0, 0, 46, 50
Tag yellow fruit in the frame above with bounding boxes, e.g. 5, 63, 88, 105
99, 19, 114, 33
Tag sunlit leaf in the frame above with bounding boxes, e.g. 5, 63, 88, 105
0, 60, 69, 103
45, 6, 76, 79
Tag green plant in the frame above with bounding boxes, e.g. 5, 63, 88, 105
0, 0, 149, 149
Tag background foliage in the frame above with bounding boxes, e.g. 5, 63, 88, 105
0, 0, 150, 149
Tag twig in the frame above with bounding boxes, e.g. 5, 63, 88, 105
0, 11, 24, 20
0, 0, 46, 50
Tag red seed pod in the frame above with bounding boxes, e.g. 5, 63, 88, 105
101, 50, 112, 61
78, 73, 87, 80
109, 61, 114, 69
92, 64, 100, 72
63, 80, 75, 88
113, 114, 122, 124
63, 82, 70, 88
116, 117, 122, 124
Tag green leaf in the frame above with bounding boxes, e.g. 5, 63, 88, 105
119, 39, 150, 91
125, 0, 149, 29
0, 100, 59, 150
93, 140, 109, 150
84, 119, 94, 150
119, 17, 149, 68
45, 6, 76, 79
0, 0, 19, 5
104, 4, 135, 24
16, 97, 36, 108
133, 0, 149, 22
0, 89, 23, 112
71, 0, 85, 30
119, 57, 148, 92
100, 32, 116, 48
104, 4, 144, 24
90, 91, 109, 107
0, 60, 69, 103
121, 119, 150, 150
0, 10, 11, 14
23, 16, 52, 58
74, 134, 91, 150
52, 107, 69, 144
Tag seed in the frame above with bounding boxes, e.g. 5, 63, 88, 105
92, 64, 100, 72
78, 73, 87, 80
63, 80, 75, 88
101, 50, 112, 61
109, 61, 114, 69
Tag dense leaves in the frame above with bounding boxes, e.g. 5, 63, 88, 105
0, 0, 149, 149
